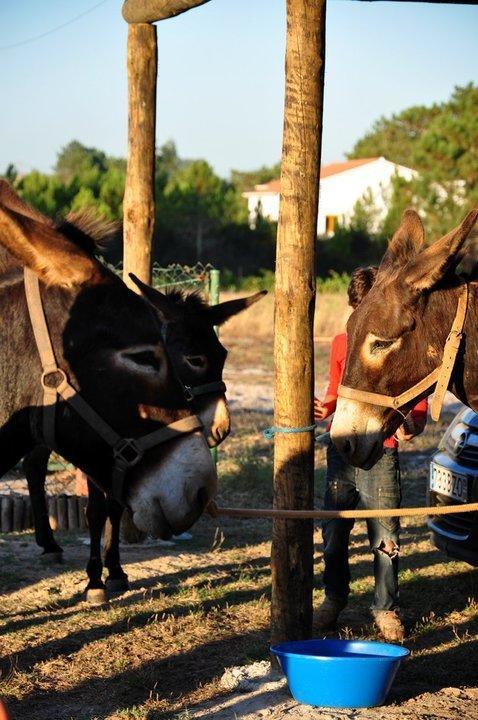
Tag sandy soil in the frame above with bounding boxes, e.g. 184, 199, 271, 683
193, 666, 478, 720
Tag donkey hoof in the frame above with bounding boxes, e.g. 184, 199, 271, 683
40, 551, 63, 565
85, 587, 108, 605
106, 576, 129, 594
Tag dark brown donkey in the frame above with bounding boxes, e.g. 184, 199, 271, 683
0, 182, 263, 569
331, 207, 478, 469
21, 285, 262, 599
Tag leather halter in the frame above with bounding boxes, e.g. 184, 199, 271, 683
338, 283, 469, 422
23, 268, 206, 506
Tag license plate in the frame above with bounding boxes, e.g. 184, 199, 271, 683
430, 463, 468, 502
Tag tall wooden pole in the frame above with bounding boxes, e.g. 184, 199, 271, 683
271, 0, 327, 644
123, 23, 157, 288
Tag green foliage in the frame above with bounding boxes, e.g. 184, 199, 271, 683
317, 271, 350, 294
318, 222, 386, 278
55, 140, 107, 184
230, 161, 281, 193
222, 268, 276, 292
349, 83, 478, 239
3, 164, 18, 184
2, 139, 276, 278
348, 103, 440, 167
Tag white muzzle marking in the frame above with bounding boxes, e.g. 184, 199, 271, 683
128, 431, 217, 537
331, 397, 385, 468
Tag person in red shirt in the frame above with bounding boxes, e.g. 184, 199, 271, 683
314, 267, 427, 642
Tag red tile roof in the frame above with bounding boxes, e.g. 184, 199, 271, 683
321, 157, 378, 178
249, 158, 379, 193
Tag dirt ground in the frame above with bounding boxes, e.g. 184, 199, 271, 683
0, 293, 477, 719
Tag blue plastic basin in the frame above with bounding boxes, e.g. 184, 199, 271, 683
270, 638, 409, 708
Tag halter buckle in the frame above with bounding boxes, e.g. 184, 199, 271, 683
183, 385, 195, 402
41, 368, 67, 391
114, 438, 144, 468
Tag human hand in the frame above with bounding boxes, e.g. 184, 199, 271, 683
396, 415, 426, 442
314, 397, 328, 421
395, 425, 414, 442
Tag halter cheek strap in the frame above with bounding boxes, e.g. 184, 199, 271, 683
337, 284, 468, 422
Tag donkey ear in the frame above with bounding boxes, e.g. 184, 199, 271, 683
0, 180, 52, 225
378, 209, 425, 274
0, 204, 104, 287
128, 273, 181, 322
404, 208, 478, 292
206, 290, 267, 326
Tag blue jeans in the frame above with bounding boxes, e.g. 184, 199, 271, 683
322, 441, 401, 612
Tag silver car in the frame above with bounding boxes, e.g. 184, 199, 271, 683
428, 408, 478, 566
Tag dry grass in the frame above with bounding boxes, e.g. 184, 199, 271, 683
0, 329, 477, 720
220, 291, 349, 342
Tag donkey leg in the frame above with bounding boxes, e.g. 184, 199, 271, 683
104, 498, 129, 594
85, 479, 107, 604
0, 413, 35, 476
23, 446, 63, 562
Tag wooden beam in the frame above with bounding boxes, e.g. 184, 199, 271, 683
271, 0, 326, 644
122, 0, 211, 23
357, 0, 478, 3
123, 23, 157, 288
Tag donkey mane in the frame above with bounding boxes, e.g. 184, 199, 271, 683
164, 289, 209, 313
58, 210, 120, 255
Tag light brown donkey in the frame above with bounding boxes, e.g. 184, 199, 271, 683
331, 207, 478, 469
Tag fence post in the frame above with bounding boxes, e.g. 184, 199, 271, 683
209, 268, 220, 313
123, 22, 157, 289
271, 0, 326, 645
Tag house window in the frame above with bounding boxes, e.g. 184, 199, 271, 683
325, 215, 337, 234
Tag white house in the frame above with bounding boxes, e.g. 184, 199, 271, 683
242, 156, 416, 235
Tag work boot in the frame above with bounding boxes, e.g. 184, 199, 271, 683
315, 597, 347, 634
373, 609, 405, 642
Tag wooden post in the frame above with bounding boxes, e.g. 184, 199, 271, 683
122, 0, 211, 23
67, 496, 79, 531
1, 496, 13, 533
23, 496, 33, 530
57, 495, 68, 531
78, 496, 88, 531
271, 0, 326, 644
123, 22, 158, 288
12, 496, 24, 532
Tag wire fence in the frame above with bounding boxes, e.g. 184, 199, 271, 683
152, 262, 215, 295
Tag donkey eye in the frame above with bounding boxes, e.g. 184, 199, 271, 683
126, 350, 161, 371
185, 355, 207, 371
370, 339, 396, 354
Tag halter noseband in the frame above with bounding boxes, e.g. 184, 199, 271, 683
337, 283, 469, 422
23, 268, 220, 506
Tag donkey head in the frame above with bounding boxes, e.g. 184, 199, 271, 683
331, 207, 478, 469
129, 274, 266, 449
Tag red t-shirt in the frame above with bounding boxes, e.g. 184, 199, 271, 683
321, 332, 428, 449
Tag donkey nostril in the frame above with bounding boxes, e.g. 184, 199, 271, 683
196, 487, 209, 513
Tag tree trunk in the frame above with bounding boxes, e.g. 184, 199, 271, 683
271, 0, 326, 644
123, 23, 157, 288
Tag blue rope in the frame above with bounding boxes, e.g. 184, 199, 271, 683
263, 424, 317, 440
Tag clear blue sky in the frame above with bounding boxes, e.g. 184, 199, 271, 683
1, 0, 477, 178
